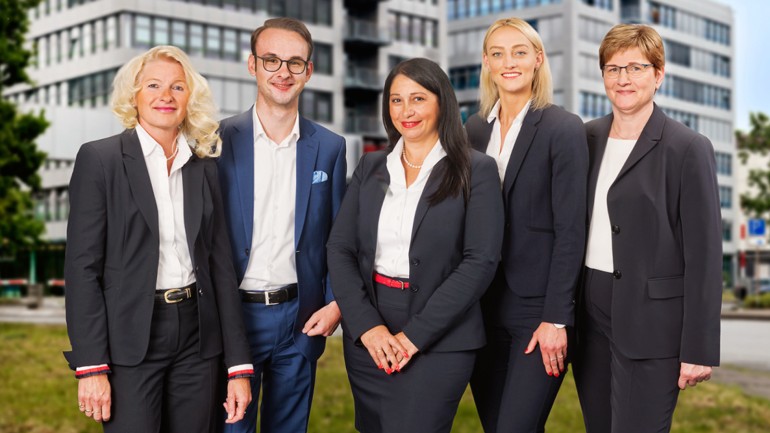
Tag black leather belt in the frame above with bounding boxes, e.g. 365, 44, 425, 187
155, 282, 196, 304
240, 284, 298, 305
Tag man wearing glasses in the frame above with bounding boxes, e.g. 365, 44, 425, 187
217, 17, 346, 433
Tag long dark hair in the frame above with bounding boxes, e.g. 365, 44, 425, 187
382, 58, 471, 204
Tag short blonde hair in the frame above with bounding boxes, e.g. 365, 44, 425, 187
599, 24, 665, 72
479, 17, 553, 118
111, 46, 221, 158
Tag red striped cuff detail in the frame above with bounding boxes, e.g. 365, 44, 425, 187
75, 365, 112, 379
228, 369, 255, 380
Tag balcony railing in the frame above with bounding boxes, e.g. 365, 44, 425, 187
345, 18, 391, 45
345, 113, 381, 134
345, 65, 382, 90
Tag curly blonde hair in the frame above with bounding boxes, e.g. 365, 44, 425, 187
111, 45, 221, 158
479, 18, 553, 118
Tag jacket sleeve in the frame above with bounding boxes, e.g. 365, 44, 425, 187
542, 113, 589, 326
402, 155, 504, 351
205, 161, 253, 368
324, 137, 348, 304
327, 154, 386, 342
679, 135, 722, 366
63, 143, 111, 369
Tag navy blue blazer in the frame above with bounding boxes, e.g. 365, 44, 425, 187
465, 104, 588, 326
217, 109, 346, 362
64, 130, 251, 369
327, 150, 504, 352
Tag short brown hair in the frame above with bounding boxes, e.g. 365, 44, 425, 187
250, 17, 313, 60
599, 24, 665, 72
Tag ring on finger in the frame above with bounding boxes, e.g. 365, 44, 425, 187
549, 358, 557, 361
79, 403, 85, 409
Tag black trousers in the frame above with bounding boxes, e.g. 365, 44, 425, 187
344, 280, 476, 433
573, 268, 680, 433
103, 296, 221, 433
471, 275, 565, 433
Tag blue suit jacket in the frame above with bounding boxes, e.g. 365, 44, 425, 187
217, 108, 346, 361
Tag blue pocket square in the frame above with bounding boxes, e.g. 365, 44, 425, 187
312, 170, 328, 184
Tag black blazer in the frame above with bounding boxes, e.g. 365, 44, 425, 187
465, 105, 588, 326
584, 104, 722, 365
327, 150, 504, 352
64, 130, 251, 369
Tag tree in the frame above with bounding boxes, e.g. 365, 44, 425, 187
0, 0, 48, 258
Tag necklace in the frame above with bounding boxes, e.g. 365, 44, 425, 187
401, 147, 423, 169
610, 123, 642, 140
165, 138, 179, 161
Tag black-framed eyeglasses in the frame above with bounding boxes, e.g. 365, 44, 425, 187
601, 63, 654, 79
255, 55, 308, 74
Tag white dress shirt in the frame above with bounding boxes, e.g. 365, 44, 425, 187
239, 107, 299, 292
136, 124, 195, 290
486, 100, 530, 181
585, 137, 637, 272
374, 138, 447, 278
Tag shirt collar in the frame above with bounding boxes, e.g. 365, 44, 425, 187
487, 99, 531, 126
387, 137, 447, 187
252, 105, 300, 148
135, 123, 192, 168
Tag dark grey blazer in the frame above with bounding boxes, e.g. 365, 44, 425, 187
584, 104, 722, 365
465, 104, 588, 326
327, 150, 504, 352
64, 129, 251, 369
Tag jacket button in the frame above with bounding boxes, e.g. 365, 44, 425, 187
410, 258, 420, 266
198, 288, 204, 296
410, 284, 419, 292
611, 225, 620, 234
612, 270, 622, 279
245, 248, 250, 256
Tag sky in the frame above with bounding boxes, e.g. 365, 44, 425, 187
712, 0, 770, 132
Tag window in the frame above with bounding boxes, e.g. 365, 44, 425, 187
580, 92, 612, 119
155, 18, 170, 46
313, 43, 332, 75
715, 152, 732, 176
172, 21, 187, 50
205, 26, 221, 58
133, 15, 152, 49
719, 186, 732, 209
300, 90, 332, 123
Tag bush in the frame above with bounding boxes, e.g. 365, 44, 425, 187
744, 292, 770, 309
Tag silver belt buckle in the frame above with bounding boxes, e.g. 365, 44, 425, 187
264, 289, 279, 306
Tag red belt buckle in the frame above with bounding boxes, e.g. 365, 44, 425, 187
374, 273, 409, 290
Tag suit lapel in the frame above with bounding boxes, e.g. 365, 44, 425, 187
613, 104, 665, 184
182, 156, 203, 261
364, 154, 390, 267
502, 108, 542, 198
231, 110, 255, 244
468, 114, 494, 153
295, 117, 320, 247
587, 115, 612, 218
121, 130, 159, 241
410, 159, 445, 243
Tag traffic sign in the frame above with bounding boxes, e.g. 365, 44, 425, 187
748, 218, 766, 237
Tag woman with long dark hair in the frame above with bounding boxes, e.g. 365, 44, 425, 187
327, 58, 504, 433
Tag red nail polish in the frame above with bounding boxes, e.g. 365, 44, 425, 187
377, 364, 383, 369
386, 368, 392, 374
547, 371, 552, 376
554, 372, 560, 378
404, 351, 409, 358
395, 365, 401, 372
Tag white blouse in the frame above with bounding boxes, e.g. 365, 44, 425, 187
486, 99, 530, 182
374, 138, 447, 278
585, 137, 637, 272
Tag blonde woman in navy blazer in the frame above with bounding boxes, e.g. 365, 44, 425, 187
466, 18, 588, 433
64, 46, 252, 432
327, 58, 503, 433
573, 24, 721, 433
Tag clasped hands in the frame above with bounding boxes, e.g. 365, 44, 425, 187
360, 325, 419, 374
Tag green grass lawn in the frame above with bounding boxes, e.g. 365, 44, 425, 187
1, 323, 769, 432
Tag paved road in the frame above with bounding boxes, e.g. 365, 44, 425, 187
720, 319, 770, 371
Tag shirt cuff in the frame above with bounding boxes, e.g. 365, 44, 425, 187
227, 364, 255, 380
553, 323, 566, 329
75, 364, 111, 379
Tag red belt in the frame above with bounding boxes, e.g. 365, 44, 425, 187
374, 272, 410, 290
